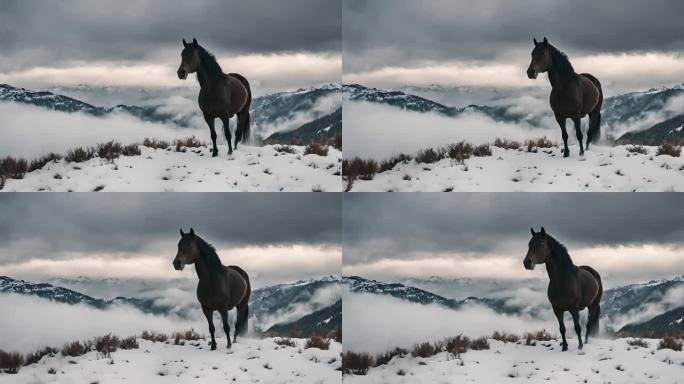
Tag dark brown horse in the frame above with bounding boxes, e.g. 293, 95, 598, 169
527, 38, 603, 157
177, 38, 252, 156
173, 228, 251, 350
524, 227, 602, 351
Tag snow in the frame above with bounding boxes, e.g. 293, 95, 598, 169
2, 145, 341, 192
344, 338, 684, 384
7, 337, 341, 384
349, 145, 684, 192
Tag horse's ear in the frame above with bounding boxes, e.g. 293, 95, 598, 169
189, 227, 195, 237
530, 227, 536, 236
192, 38, 198, 46
533, 38, 538, 46
540, 226, 546, 235
543, 37, 548, 45
183, 39, 189, 48
180, 228, 185, 236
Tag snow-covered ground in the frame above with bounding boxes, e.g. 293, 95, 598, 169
7, 337, 341, 384
3, 145, 341, 192
349, 145, 684, 192
345, 338, 684, 384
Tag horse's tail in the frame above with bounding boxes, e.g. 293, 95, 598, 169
581, 73, 603, 144
580, 265, 602, 337
229, 265, 251, 336
229, 73, 252, 144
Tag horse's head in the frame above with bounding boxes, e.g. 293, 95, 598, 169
524, 227, 550, 270
174, 228, 200, 270
177, 38, 200, 80
527, 37, 551, 79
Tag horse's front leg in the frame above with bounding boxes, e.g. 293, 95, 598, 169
204, 115, 219, 157
572, 116, 584, 156
219, 309, 232, 349
554, 113, 570, 158
220, 115, 233, 155
570, 307, 583, 350
202, 305, 217, 350
553, 306, 568, 351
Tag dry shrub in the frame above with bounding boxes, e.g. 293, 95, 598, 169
658, 336, 683, 351
173, 329, 202, 341
141, 331, 168, 343
0, 157, 28, 179
143, 138, 170, 150
444, 335, 471, 355
61, 341, 89, 357
492, 331, 520, 343
411, 342, 438, 358
304, 142, 329, 157
122, 143, 141, 157
93, 334, 119, 357
274, 338, 297, 348
525, 329, 554, 345
656, 143, 681, 157
342, 351, 374, 375
342, 157, 378, 191
305, 336, 330, 350
0, 350, 25, 374
446, 142, 473, 163
65, 147, 96, 163
119, 337, 139, 350
96, 141, 124, 162
24, 347, 58, 366
626, 338, 649, 348
379, 153, 412, 173
416, 147, 445, 164
375, 347, 408, 367
526, 137, 555, 152
470, 337, 490, 350
626, 145, 648, 155
494, 138, 521, 150
473, 144, 492, 157
275, 145, 296, 154
175, 137, 204, 152
29, 153, 62, 172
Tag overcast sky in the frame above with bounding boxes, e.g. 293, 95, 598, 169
0, 0, 341, 89
343, 193, 684, 285
0, 194, 341, 283
343, 0, 684, 91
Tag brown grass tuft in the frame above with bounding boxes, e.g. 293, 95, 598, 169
656, 143, 681, 157
342, 157, 379, 191
65, 147, 96, 163
0, 350, 25, 374
492, 331, 520, 343
411, 342, 438, 358
305, 336, 330, 350
119, 336, 139, 350
28, 153, 62, 172
379, 153, 412, 173
626, 338, 649, 348
526, 137, 555, 152
447, 142, 473, 163
141, 330, 168, 343
375, 347, 408, 367
61, 341, 89, 357
143, 138, 170, 150
93, 334, 119, 357
658, 336, 683, 351
626, 145, 648, 155
304, 142, 329, 157
274, 338, 297, 348
416, 147, 445, 164
24, 347, 58, 366
494, 138, 522, 150
0, 157, 28, 179
342, 351, 374, 375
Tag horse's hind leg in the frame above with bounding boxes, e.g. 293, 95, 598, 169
219, 309, 232, 349
234, 302, 249, 343
586, 302, 600, 343
586, 110, 601, 149
202, 305, 217, 350
553, 306, 568, 351
572, 116, 584, 156
570, 308, 583, 350
555, 113, 570, 158
220, 115, 233, 155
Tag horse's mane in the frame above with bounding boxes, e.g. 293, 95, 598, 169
196, 44, 224, 81
548, 44, 576, 81
195, 235, 224, 275
547, 235, 575, 273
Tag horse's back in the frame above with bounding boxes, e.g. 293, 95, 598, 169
578, 74, 601, 115
225, 265, 249, 307
225, 74, 250, 114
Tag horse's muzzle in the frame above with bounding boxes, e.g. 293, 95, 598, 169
527, 68, 538, 79
523, 258, 535, 270
173, 259, 184, 271
177, 69, 188, 80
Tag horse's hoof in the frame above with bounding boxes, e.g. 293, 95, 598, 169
578, 344, 583, 350
226, 344, 232, 350
562, 346, 568, 352
212, 152, 218, 158
211, 344, 217, 351
563, 152, 570, 158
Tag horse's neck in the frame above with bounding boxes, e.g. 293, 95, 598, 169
194, 253, 215, 282
545, 248, 575, 283
196, 65, 223, 91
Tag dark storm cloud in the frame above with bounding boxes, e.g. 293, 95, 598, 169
0, 0, 340, 70
343, 0, 684, 72
0, 194, 341, 262
343, 193, 684, 264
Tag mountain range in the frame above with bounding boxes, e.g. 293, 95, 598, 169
0, 83, 342, 146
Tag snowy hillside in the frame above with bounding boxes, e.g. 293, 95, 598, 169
348, 144, 684, 192
6, 337, 341, 384
344, 337, 683, 384
2, 144, 341, 192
